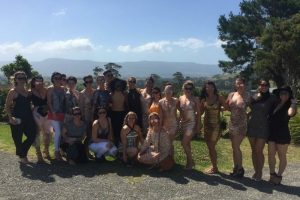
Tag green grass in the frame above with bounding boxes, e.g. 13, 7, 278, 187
289, 106, 300, 143
1, 123, 299, 172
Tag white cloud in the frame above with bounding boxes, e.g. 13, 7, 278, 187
207, 39, 226, 48
52, 9, 67, 16
173, 38, 205, 49
0, 42, 23, 54
0, 38, 95, 55
117, 38, 222, 53
118, 41, 171, 53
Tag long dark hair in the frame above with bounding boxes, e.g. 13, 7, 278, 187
200, 80, 218, 99
30, 75, 44, 89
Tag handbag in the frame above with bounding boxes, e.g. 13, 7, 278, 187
158, 129, 174, 171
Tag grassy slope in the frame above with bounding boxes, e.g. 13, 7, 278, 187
1, 123, 299, 172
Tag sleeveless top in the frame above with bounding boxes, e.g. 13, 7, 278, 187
160, 98, 177, 124
12, 92, 33, 120
149, 102, 159, 114
65, 90, 79, 114
93, 89, 110, 109
32, 93, 48, 117
126, 126, 138, 148
97, 118, 110, 139
128, 89, 142, 115
180, 97, 196, 123
204, 98, 220, 124
51, 87, 65, 113
64, 120, 86, 139
80, 90, 94, 122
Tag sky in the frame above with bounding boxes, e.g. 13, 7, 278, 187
0, 0, 242, 64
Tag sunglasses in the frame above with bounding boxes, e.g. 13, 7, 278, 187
184, 87, 193, 91
85, 80, 93, 84
73, 112, 81, 116
17, 77, 27, 80
53, 76, 62, 80
128, 117, 136, 120
260, 84, 268, 87
152, 91, 159, 94
106, 74, 113, 78
98, 111, 106, 115
128, 80, 136, 84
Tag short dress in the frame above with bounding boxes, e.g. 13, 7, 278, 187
247, 94, 276, 139
268, 102, 291, 144
180, 97, 197, 136
228, 92, 249, 135
159, 98, 178, 135
203, 100, 221, 141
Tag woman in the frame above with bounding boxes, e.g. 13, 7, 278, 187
140, 77, 154, 135
179, 81, 200, 170
47, 72, 66, 160
30, 75, 52, 161
89, 107, 117, 160
268, 86, 297, 185
92, 76, 110, 120
138, 112, 171, 169
5, 71, 37, 163
247, 80, 277, 181
158, 84, 178, 156
120, 112, 143, 166
149, 87, 162, 114
226, 77, 250, 177
200, 81, 227, 174
79, 75, 95, 158
61, 107, 87, 164
65, 76, 80, 123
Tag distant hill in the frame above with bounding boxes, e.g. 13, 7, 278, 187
0, 58, 221, 78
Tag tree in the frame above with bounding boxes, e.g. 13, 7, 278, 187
172, 72, 185, 95
218, 0, 300, 87
92, 66, 104, 77
104, 62, 122, 78
1, 55, 38, 82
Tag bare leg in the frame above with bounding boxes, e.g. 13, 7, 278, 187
255, 138, 266, 179
268, 141, 277, 174
277, 144, 289, 176
248, 137, 258, 177
182, 133, 194, 169
231, 134, 245, 169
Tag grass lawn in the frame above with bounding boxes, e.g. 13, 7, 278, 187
1, 123, 299, 172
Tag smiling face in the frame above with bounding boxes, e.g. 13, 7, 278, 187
84, 77, 93, 88
149, 113, 159, 128
258, 81, 269, 93
97, 76, 105, 87
15, 73, 27, 86
235, 79, 245, 91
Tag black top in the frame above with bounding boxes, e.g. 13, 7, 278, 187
12, 93, 34, 120
32, 93, 47, 107
269, 102, 291, 144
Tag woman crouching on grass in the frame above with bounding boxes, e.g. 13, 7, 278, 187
268, 86, 297, 185
61, 107, 88, 165
89, 107, 117, 161
121, 111, 144, 166
138, 112, 172, 171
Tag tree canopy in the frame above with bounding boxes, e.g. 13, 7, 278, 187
218, 0, 300, 88
1, 55, 38, 82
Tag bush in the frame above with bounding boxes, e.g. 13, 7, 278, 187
290, 106, 300, 144
0, 89, 8, 122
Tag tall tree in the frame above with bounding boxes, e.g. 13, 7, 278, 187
1, 55, 38, 82
104, 62, 122, 78
218, 0, 300, 87
93, 66, 104, 77
172, 72, 185, 95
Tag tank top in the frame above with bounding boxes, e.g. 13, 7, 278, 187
126, 126, 138, 148
149, 102, 159, 114
32, 93, 47, 107
65, 90, 79, 114
93, 89, 110, 108
12, 92, 33, 120
97, 118, 110, 139
204, 97, 220, 124
180, 97, 196, 123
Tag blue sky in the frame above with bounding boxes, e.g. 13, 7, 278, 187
0, 0, 242, 63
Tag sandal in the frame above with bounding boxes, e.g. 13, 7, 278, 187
205, 167, 219, 174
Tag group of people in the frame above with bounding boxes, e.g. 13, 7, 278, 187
4, 70, 297, 185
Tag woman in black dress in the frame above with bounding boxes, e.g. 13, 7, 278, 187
268, 86, 297, 185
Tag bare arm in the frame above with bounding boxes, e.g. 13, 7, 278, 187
120, 127, 128, 161
91, 120, 101, 143
5, 89, 16, 122
288, 99, 297, 117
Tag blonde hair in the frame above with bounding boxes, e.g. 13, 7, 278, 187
182, 80, 194, 90
12, 71, 27, 87
148, 112, 160, 129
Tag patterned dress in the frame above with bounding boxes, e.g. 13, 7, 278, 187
228, 92, 250, 135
